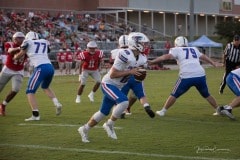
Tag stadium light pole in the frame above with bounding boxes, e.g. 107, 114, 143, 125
189, 0, 194, 41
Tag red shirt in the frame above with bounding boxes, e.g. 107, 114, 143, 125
57, 52, 66, 62
143, 47, 150, 56
4, 42, 27, 71
80, 50, 103, 70
65, 51, 73, 62
74, 51, 82, 61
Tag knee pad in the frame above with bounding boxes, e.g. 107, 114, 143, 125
112, 101, 129, 118
92, 111, 106, 122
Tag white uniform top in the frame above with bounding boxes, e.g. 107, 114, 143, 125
110, 49, 120, 60
135, 53, 147, 68
21, 39, 51, 67
231, 68, 240, 77
169, 47, 205, 78
111, 48, 147, 68
102, 48, 137, 89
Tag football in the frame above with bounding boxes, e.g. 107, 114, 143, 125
134, 68, 147, 82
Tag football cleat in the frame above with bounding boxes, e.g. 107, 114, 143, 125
25, 115, 40, 121
156, 110, 166, 116
124, 110, 132, 116
221, 109, 235, 120
78, 126, 90, 143
0, 104, 6, 116
144, 106, 155, 118
75, 97, 81, 103
103, 123, 117, 139
213, 106, 224, 116
55, 102, 62, 116
120, 113, 126, 119
88, 93, 94, 102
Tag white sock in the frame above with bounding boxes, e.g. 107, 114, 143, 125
161, 108, 167, 112
77, 95, 80, 98
84, 124, 91, 130
107, 119, 114, 126
143, 103, 150, 107
2, 100, 8, 105
52, 97, 58, 104
90, 91, 94, 96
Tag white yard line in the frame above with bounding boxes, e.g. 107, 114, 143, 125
18, 123, 123, 129
0, 143, 236, 160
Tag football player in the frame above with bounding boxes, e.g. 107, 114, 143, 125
77, 33, 148, 143
56, 49, 66, 75
73, 47, 82, 75
13, 31, 62, 121
218, 67, 240, 120
110, 34, 155, 118
75, 41, 104, 103
65, 48, 74, 75
148, 36, 221, 117
0, 32, 26, 116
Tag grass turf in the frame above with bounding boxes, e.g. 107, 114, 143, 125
0, 67, 240, 160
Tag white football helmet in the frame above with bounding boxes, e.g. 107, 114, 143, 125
25, 31, 39, 40
12, 32, 25, 45
13, 32, 25, 38
118, 35, 128, 48
174, 36, 188, 47
87, 41, 97, 54
87, 41, 97, 48
128, 32, 150, 52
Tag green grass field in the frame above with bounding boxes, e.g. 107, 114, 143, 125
1, 67, 240, 160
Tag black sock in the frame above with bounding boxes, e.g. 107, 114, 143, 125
32, 111, 39, 117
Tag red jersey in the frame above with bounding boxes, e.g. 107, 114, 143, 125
4, 42, 27, 71
65, 51, 73, 62
143, 47, 150, 56
79, 50, 104, 70
74, 51, 82, 61
57, 52, 66, 62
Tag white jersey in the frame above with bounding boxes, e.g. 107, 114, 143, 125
136, 53, 147, 68
111, 48, 147, 67
21, 39, 51, 67
102, 48, 137, 88
110, 48, 120, 60
169, 47, 205, 78
231, 68, 240, 77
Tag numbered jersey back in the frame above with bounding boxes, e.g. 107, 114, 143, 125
169, 47, 205, 78
22, 39, 51, 67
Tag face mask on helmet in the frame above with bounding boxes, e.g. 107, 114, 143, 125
128, 32, 150, 53
25, 31, 39, 40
